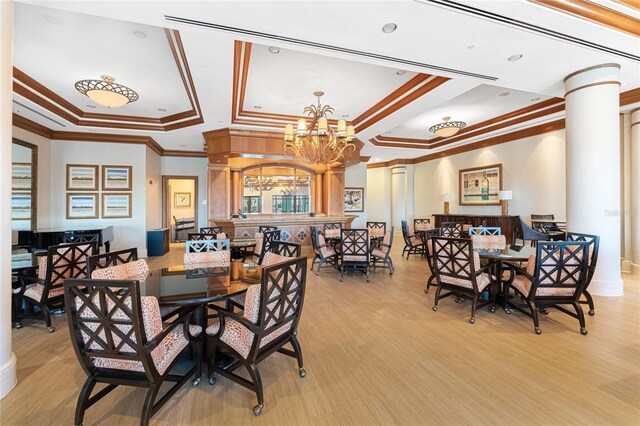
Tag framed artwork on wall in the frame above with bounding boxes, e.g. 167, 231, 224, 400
459, 163, 502, 206
66, 164, 99, 190
174, 192, 191, 207
345, 187, 365, 212
11, 192, 31, 220
102, 193, 132, 218
66, 193, 99, 219
12, 162, 32, 190
102, 165, 132, 191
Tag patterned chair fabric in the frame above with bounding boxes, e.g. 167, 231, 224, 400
323, 223, 342, 239
309, 226, 338, 276
340, 229, 371, 282
200, 226, 224, 235
469, 226, 501, 236
414, 219, 432, 232
87, 248, 138, 276
184, 250, 231, 269
251, 230, 281, 264
431, 237, 494, 323
441, 222, 464, 238
506, 241, 590, 334
64, 279, 202, 426
566, 232, 600, 316
367, 221, 386, 238
401, 220, 425, 259
371, 227, 395, 275
471, 234, 507, 250
91, 259, 150, 281
205, 257, 308, 414
186, 238, 230, 253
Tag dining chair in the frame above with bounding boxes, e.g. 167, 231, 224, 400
366, 221, 386, 238
186, 237, 230, 253
258, 225, 278, 233
309, 226, 338, 275
340, 229, 371, 282
468, 226, 501, 236
441, 222, 464, 238
13, 241, 96, 332
401, 220, 425, 259
566, 232, 600, 316
200, 226, 224, 235
270, 240, 302, 258
413, 218, 432, 232
513, 216, 550, 246
371, 227, 394, 275
531, 214, 566, 241
431, 237, 495, 324
64, 279, 202, 426
184, 247, 231, 269
251, 230, 281, 264
87, 247, 138, 277
323, 222, 343, 239
506, 241, 590, 335
206, 257, 308, 416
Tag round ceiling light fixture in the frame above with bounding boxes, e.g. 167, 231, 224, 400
133, 30, 147, 38
530, 97, 540, 102
507, 53, 523, 62
253, 105, 262, 109
157, 108, 166, 112
75, 75, 139, 108
396, 70, 407, 75
85, 104, 96, 109
429, 116, 466, 138
268, 46, 280, 54
381, 23, 397, 33
499, 92, 510, 97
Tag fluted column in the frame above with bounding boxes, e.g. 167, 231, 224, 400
0, 0, 17, 399
631, 109, 640, 275
564, 63, 623, 296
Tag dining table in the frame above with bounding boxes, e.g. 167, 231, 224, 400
229, 238, 257, 261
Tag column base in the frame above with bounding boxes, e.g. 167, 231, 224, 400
0, 352, 17, 399
589, 278, 624, 297
621, 259, 632, 274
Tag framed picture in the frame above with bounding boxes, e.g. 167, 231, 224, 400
102, 165, 132, 191
12, 163, 32, 190
102, 193, 132, 218
174, 192, 191, 207
345, 187, 365, 212
459, 163, 502, 206
66, 164, 99, 190
11, 192, 31, 220
66, 193, 99, 219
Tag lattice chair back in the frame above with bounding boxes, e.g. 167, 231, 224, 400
414, 218, 431, 232
200, 226, 224, 235
270, 240, 302, 258
566, 232, 600, 286
41, 242, 97, 300
340, 229, 370, 264
87, 248, 138, 276
441, 222, 464, 238
366, 221, 386, 238
469, 227, 501, 236
529, 241, 589, 300
63, 232, 100, 245
431, 237, 482, 291
258, 226, 278, 233
513, 216, 549, 244
323, 223, 342, 239
186, 239, 230, 253
64, 279, 161, 380
261, 230, 281, 255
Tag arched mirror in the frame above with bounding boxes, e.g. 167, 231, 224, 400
242, 165, 311, 214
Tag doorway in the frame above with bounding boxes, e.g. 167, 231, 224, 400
162, 176, 198, 242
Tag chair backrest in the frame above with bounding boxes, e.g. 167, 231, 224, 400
513, 216, 549, 244
441, 222, 464, 238
87, 248, 138, 276
254, 230, 281, 263
270, 240, 302, 257
42, 242, 97, 301
469, 227, 501, 236
309, 226, 320, 252
323, 223, 342, 231
63, 232, 100, 245
340, 229, 370, 264
367, 221, 386, 233
378, 227, 395, 254
531, 214, 561, 232
431, 237, 481, 291
470, 234, 507, 250
401, 220, 411, 241
200, 226, 223, 235
246, 257, 308, 361
566, 232, 600, 288
64, 279, 161, 380
529, 241, 589, 300
414, 218, 431, 231
258, 226, 278, 233
186, 239, 230, 253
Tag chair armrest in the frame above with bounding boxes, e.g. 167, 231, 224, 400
474, 264, 493, 275
12, 275, 38, 296
504, 263, 534, 282
207, 305, 260, 334
145, 306, 199, 351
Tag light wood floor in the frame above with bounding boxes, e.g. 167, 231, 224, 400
2, 244, 639, 425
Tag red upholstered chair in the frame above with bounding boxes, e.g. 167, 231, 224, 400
64, 279, 202, 426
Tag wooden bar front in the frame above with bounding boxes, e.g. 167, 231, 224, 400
432, 214, 519, 243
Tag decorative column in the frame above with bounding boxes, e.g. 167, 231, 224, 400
208, 164, 231, 221
323, 168, 345, 217
564, 63, 623, 295
0, 0, 17, 399
631, 109, 640, 275
230, 169, 242, 215
313, 172, 323, 215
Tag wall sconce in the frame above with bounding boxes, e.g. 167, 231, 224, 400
442, 193, 452, 214
498, 190, 513, 216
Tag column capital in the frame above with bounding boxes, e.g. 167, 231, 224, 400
631, 108, 640, 128
564, 63, 620, 97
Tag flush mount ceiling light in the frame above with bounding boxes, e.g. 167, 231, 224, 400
133, 30, 147, 38
268, 46, 280, 54
507, 53, 523, 62
396, 70, 407, 75
381, 23, 397, 33
429, 116, 466, 138
499, 92, 510, 97
75, 75, 139, 108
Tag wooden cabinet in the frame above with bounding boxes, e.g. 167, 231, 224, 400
432, 214, 518, 243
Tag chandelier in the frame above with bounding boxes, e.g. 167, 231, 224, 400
244, 176, 278, 192
75, 75, 139, 108
429, 116, 466, 138
284, 91, 356, 164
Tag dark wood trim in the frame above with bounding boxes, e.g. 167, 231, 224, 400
163, 150, 207, 158
614, 0, 640, 11
621, 87, 640, 106
12, 113, 53, 138
563, 63, 622, 82
162, 175, 199, 233
530, 0, 639, 36
565, 81, 621, 97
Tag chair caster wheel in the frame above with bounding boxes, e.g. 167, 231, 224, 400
48, 326, 55, 333
299, 368, 306, 378
253, 404, 263, 416
469, 317, 475, 324
61, 308, 66, 313
580, 328, 588, 335
208, 376, 216, 385
505, 309, 512, 314
13, 322, 22, 329
432, 306, 438, 311
455, 297, 461, 303
539, 308, 549, 314
490, 307, 496, 313
424, 288, 429, 293
588, 310, 595, 316
535, 327, 542, 335
191, 377, 201, 387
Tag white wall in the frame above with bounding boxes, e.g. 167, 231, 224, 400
161, 157, 208, 230
145, 147, 162, 230
50, 141, 147, 256
345, 162, 367, 228
366, 167, 392, 227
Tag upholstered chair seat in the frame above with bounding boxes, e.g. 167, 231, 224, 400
471, 235, 507, 250
19, 283, 65, 302
184, 250, 230, 269
318, 234, 336, 257
91, 259, 150, 281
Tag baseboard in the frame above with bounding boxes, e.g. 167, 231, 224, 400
0, 352, 17, 399
621, 259, 632, 274
631, 262, 640, 276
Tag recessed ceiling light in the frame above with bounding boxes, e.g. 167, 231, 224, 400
396, 70, 407, 75
467, 45, 475, 49
254, 105, 262, 109
85, 104, 96, 109
268, 46, 280, 54
381, 23, 397, 34
218, 120, 223, 123
342, 114, 350, 118
499, 92, 510, 97
621, 82, 629, 87
180, 144, 186, 148
530, 97, 541, 102
507, 53, 523, 62
374, 158, 380, 162
133, 30, 147, 39
157, 108, 166, 112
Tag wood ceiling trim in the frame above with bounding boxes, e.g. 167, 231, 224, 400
12, 29, 203, 131
614, 0, 640, 11
529, 0, 640, 36
620, 87, 640, 106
